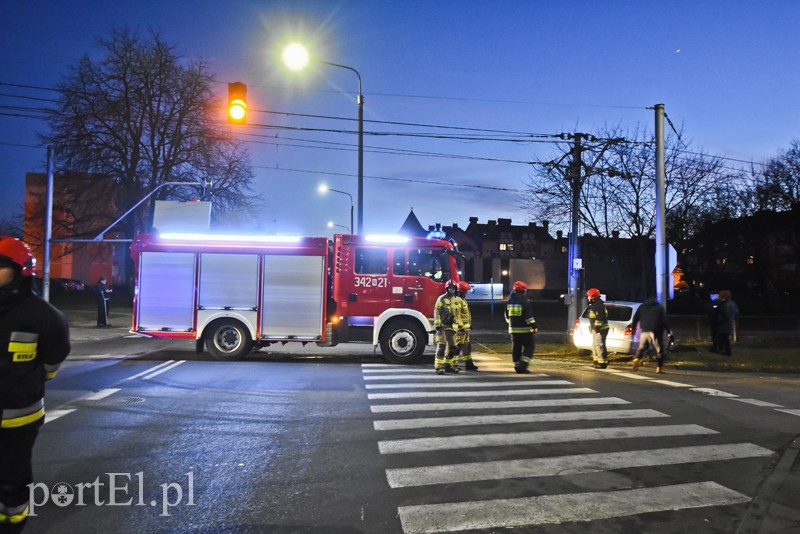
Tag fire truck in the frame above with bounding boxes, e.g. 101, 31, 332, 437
129, 231, 460, 363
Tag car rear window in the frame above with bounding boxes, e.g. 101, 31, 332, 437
606, 305, 633, 321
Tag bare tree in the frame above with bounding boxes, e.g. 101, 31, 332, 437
40, 27, 259, 238
755, 139, 800, 211
522, 124, 730, 243
0, 212, 23, 238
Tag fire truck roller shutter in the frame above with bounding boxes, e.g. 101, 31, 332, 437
379, 318, 427, 364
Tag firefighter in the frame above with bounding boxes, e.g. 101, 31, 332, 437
455, 281, 478, 371
504, 281, 537, 374
0, 236, 70, 533
586, 287, 609, 369
434, 280, 462, 374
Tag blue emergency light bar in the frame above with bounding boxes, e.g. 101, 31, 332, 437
158, 232, 302, 244
364, 234, 409, 244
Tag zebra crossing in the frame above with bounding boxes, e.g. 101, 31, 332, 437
362, 358, 774, 533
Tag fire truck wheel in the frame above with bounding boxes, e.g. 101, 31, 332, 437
206, 319, 252, 360
380, 320, 426, 364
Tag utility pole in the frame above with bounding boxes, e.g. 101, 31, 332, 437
566, 133, 585, 337
546, 134, 627, 337
654, 103, 669, 310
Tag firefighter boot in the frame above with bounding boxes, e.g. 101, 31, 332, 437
444, 363, 459, 374
598, 361, 608, 369
632, 358, 641, 372
436, 367, 445, 375
464, 360, 479, 371
656, 366, 664, 374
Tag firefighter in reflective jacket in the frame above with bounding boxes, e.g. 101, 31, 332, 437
0, 237, 70, 533
586, 287, 609, 369
504, 281, 537, 374
455, 281, 478, 371
434, 280, 462, 374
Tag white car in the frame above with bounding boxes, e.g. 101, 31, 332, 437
572, 300, 642, 354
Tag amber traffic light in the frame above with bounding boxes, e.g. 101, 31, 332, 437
227, 82, 247, 124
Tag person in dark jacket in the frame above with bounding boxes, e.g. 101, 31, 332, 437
712, 290, 736, 356
504, 281, 538, 374
95, 276, 112, 327
631, 297, 672, 374
586, 287, 609, 369
0, 236, 70, 533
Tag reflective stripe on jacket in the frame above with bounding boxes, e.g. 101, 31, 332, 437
588, 299, 609, 332
505, 292, 537, 334
1, 292, 70, 432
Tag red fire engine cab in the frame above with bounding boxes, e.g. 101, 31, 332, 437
129, 232, 460, 363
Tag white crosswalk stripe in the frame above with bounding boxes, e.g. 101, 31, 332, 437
365, 379, 572, 389
386, 442, 773, 487
397, 482, 750, 533
362, 373, 549, 380
370, 396, 630, 413
378, 424, 716, 454
374, 408, 668, 431
361, 363, 768, 531
368, 387, 596, 400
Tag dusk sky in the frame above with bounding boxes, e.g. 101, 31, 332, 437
1, 1, 798, 236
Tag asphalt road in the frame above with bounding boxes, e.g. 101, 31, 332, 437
28, 336, 800, 533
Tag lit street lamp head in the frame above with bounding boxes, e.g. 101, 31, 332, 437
283, 43, 310, 71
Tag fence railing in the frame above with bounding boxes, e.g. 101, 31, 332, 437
669, 315, 800, 339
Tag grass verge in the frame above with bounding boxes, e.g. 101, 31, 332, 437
474, 337, 800, 374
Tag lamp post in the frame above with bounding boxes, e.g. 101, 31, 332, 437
283, 43, 364, 234
327, 221, 350, 233
318, 184, 353, 234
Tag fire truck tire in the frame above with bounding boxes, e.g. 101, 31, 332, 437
380, 320, 426, 364
206, 319, 252, 361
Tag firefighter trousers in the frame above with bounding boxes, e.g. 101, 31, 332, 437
0, 426, 38, 533
434, 329, 459, 369
511, 332, 535, 370
455, 329, 472, 363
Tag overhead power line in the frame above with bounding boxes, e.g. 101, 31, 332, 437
252, 165, 526, 192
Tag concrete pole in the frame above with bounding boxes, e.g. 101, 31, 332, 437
566, 133, 583, 336
43, 145, 54, 301
654, 104, 669, 310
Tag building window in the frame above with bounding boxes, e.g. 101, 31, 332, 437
747, 256, 755, 265
499, 243, 507, 251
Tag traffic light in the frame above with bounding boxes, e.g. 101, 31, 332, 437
227, 82, 247, 124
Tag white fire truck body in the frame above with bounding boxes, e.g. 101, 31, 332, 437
129, 232, 459, 363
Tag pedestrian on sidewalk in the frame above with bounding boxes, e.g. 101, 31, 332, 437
0, 236, 70, 533
505, 281, 537, 374
587, 288, 609, 369
94, 276, 112, 327
631, 296, 672, 374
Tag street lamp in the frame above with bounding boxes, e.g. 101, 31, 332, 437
327, 221, 349, 232
283, 42, 364, 234
318, 184, 353, 234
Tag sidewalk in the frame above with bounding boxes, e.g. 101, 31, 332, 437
736, 437, 800, 533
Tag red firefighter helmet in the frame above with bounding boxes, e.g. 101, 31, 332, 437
457, 281, 470, 293
0, 236, 36, 277
586, 287, 601, 300
512, 281, 527, 292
